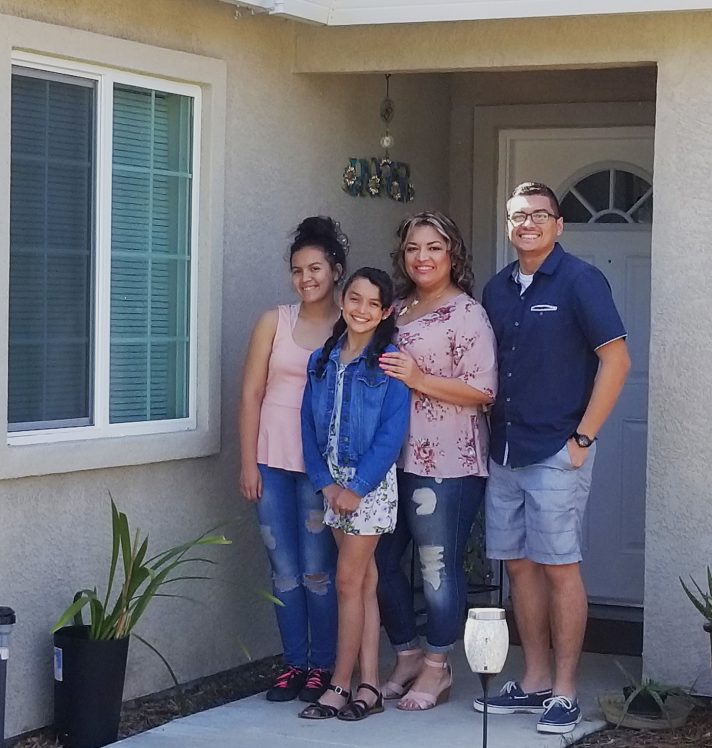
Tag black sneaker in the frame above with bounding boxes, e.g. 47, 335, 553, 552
299, 668, 332, 702
265, 665, 308, 702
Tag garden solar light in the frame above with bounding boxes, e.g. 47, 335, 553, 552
465, 608, 509, 748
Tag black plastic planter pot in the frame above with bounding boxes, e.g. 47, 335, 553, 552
53, 626, 129, 748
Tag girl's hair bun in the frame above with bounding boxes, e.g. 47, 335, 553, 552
290, 215, 350, 275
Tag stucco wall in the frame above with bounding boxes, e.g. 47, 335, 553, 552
644, 34, 712, 693
2, 2, 712, 737
0, 1, 449, 737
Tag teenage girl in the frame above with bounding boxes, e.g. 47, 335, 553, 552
239, 216, 348, 703
298, 267, 410, 721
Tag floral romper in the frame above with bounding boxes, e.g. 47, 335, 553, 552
322, 363, 398, 536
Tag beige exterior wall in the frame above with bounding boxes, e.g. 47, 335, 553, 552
2, 1, 712, 737
0, 1, 449, 737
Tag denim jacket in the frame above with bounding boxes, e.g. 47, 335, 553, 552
300, 339, 410, 498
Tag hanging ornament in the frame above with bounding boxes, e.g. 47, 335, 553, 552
340, 73, 414, 203
380, 74, 395, 161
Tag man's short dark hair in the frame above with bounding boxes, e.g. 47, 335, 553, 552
509, 182, 561, 217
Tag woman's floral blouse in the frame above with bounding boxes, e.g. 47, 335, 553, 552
397, 293, 497, 478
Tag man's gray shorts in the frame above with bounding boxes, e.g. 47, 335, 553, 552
485, 443, 596, 565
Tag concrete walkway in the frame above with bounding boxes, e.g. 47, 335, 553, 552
113, 644, 638, 748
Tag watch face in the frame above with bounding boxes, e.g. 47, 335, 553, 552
575, 433, 593, 448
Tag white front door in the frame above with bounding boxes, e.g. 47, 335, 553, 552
497, 127, 653, 606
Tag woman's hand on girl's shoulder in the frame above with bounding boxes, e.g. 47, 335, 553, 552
378, 349, 424, 390
240, 463, 263, 502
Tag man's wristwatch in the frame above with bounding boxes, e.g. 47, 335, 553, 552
571, 431, 595, 448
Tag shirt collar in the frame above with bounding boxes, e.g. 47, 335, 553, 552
510, 242, 565, 282
327, 334, 370, 364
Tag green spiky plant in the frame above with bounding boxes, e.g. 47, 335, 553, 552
51, 498, 232, 680
680, 566, 712, 625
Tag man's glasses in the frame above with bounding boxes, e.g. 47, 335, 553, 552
507, 210, 559, 226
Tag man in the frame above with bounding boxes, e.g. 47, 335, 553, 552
475, 182, 631, 735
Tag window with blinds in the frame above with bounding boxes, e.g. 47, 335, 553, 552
9, 67, 194, 433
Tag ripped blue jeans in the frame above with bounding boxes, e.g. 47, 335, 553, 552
376, 471, 485, 653
256, 464, 337, 669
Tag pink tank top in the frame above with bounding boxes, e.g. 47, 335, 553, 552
257, 304, 312, 472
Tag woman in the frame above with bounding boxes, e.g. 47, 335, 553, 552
376, 211, 497, 711
239, 216, 348, 703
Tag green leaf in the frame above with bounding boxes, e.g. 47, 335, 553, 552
151, 593, 203, 605
133, 633, 180, 689
133, 536, 150, 576
127, 567, 175, 629
147, 535, 231, 570
125, 565, 151, 600
104, 497, 122, 614
680, 576, 711, 617
51, 594, 92, 633
252, 587, 284, 607
117, 509, 132, 583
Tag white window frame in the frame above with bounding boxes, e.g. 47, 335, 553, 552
0, 16, 226, 478
10, 53, 201, 444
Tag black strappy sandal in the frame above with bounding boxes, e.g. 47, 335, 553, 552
298, 683, 350, 720
337, 683, 384, 721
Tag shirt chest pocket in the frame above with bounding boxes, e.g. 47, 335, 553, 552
527, 304, 573, 330
523, 304, 576, 355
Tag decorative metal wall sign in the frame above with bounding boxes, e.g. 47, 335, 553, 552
342, 74, 414, 203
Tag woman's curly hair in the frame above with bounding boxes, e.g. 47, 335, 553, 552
390, 211, 474, 299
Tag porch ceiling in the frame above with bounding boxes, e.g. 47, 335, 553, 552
221, 0, 712, 26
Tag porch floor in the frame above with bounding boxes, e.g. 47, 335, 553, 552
112, 641, 639, 748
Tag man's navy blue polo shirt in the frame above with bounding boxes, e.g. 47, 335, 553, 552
482, 243, 626, 468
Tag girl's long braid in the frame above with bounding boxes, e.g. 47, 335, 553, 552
315, 316, 347, 378
366, 313, 397, 369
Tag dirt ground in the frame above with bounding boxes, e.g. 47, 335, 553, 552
573, 703, 712, 747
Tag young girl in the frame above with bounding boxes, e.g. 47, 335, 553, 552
239, 216, 348, 703
299, 267, 410, 721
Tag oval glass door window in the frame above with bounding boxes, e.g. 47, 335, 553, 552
560, 166, 652, 224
